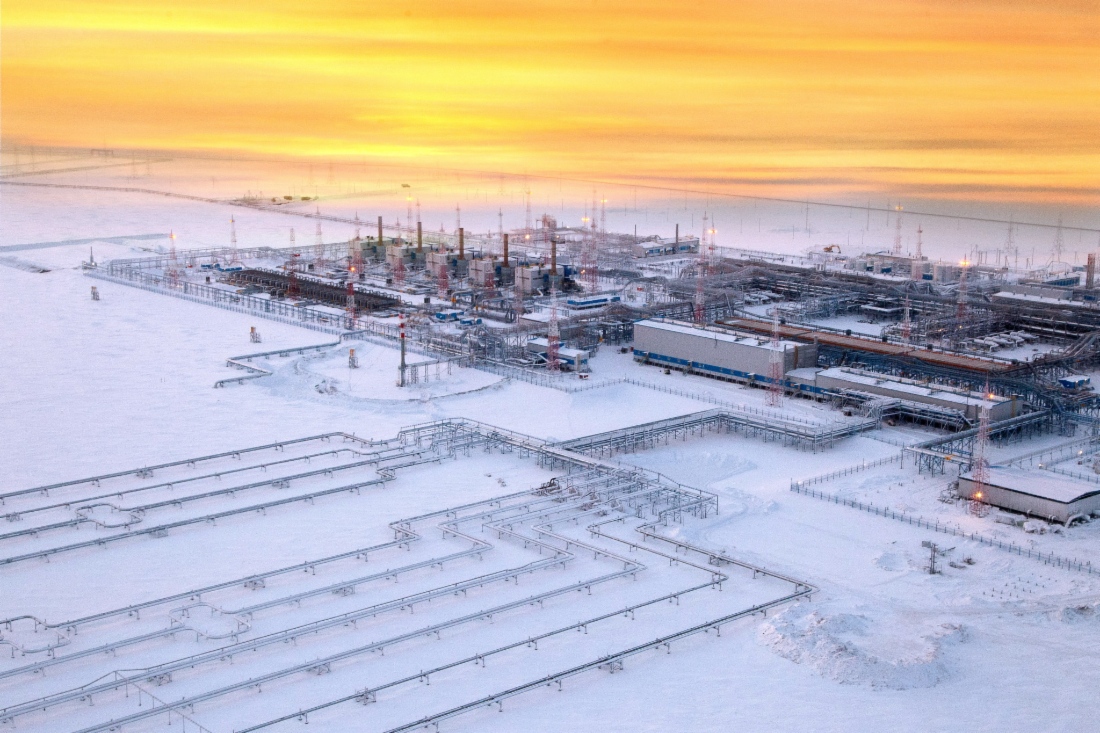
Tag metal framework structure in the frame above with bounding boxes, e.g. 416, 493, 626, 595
906, 410, 1052, 475
0, 419, 815, 733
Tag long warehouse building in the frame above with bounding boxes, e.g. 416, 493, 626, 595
633, 319, 818, 380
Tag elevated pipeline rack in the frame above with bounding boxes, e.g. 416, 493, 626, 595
554, 407, 878, 455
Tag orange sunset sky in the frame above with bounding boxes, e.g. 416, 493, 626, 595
2, 0, 1098, 204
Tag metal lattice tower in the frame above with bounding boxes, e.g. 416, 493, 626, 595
547, 289, 561, 373
581, 201, 598, 291
287, 229, 300, 299
956, 260, 969, 319
968, 396, 992, 516
524, 189, 533, 248
228, 216, 242, 266
1004, 219, 1017, 268
892, 205, 904, 255
345, 281, 357, 328
767, 309, 783, 406
1052, 216, 1065, 265
693, 275, 705, 325
700, 212, 710, 273
314, 208, 325, 269
166, 230, 180, 286
914, 224, 922, 261
901, 296, 912, 343
707, 217, 717, 263
398, 314, 407, 387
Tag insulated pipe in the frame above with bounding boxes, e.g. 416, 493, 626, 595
675, 224, 679, 244
458, 227, 464, 258
377, 216, 383, 245
417, 221, 423, 253
503, 233, 509, 267
551, 238, 558, 275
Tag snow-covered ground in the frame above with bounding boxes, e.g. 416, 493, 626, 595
3, 170, 1099, 733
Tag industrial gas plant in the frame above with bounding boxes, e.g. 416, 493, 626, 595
86, 204, 1100, 526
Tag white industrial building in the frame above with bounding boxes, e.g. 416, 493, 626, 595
526, 337, 589, 371
632, 319, 817, 382
958, 467, 1100, 524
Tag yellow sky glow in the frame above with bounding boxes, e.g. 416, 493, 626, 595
2, 0, 1098, 202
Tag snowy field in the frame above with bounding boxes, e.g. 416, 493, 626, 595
3, 165, 1100, 733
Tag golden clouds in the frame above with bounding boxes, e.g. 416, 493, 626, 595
2, 0, 1097, 201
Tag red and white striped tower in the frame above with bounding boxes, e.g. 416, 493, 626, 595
437, 263, 449, 298
393, 257, 406, 287
547, 289, 561, 373
766, 309, 784, 406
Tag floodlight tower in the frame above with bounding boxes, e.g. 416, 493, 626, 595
708, 218, 717, 264
524, 188, 533, 249
968, 392, 992, 516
